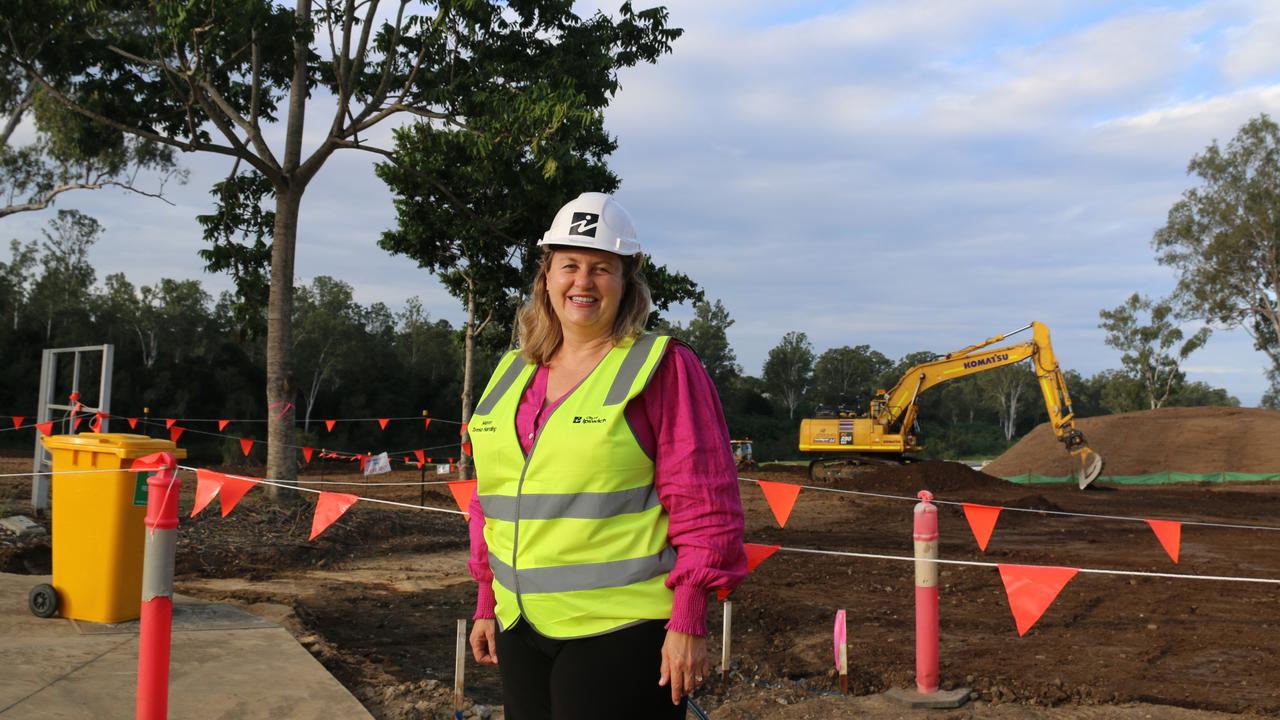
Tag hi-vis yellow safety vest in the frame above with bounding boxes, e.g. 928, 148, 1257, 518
470, 333, 674, 639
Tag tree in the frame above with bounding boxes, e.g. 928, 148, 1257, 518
975, 364, 1034, 442
1, 1, 680, 489
811, 344, 892, 406
0, 64, 183, 218
1153, 114, 1280, 388
0, 238, 37, 330
1099, 292, 1210, 409
667, 299, 740, 389
26, 209, 99, 342
293, 276, 365, 434
762, 331, 813, 419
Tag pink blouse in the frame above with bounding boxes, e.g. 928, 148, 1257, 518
466, 342, 747, 636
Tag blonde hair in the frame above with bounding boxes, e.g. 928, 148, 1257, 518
516, 248, 652, 365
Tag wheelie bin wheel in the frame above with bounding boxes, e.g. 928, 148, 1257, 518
29, 583, 59, 618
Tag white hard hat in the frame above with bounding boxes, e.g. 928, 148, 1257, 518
539, 192, 640, 256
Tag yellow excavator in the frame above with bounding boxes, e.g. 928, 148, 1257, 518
799, 321, 1104, 488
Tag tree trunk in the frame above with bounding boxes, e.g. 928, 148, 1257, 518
458, 282, 476, 481
265, 188, 302, 495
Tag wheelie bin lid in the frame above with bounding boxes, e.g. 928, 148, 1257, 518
41, 433, 188, 459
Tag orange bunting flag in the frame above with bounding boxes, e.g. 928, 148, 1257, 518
414, 449, 425, 467
962, 503, 1003, 552
192, 469, 223, 517
448, 480, 478, 520
756, 480, 802, 528
217, 473, 259, 517
218, 419, 230, 431
1146, 519, 1182, 564
169, 425, 185, 442
424, 418, 432, 430
89, 413, 103, 433
36, 421, 53, 436
462, 441, 473, 456
718, 543, 781, 601
378, 418, 389, 430
358, 455, 368, 473
72, 416, 83, 431
165, 418, 177, 429
239, 438, 254, 457
460, 422, 468, 436
127, 417, 138, 429
302, 447, 314, 463
997, 564, 1079, 636
11, 416, 23, 429
325, 419, 336, 432
309, 492, 359, 541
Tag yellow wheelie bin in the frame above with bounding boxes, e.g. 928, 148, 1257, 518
33, 433, 187, 623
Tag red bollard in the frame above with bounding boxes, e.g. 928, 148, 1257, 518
137, 454, 179, 720
913, 490, 939, 694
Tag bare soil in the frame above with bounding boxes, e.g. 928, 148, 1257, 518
4, 409, 1280, 718
984, 406, 1280, 477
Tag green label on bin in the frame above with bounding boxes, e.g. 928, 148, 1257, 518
133, 472, 152, 506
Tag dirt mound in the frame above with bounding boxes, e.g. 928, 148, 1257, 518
985, 406, 1280, 477
825, 460, 1016, 496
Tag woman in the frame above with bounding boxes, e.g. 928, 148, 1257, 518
466, 192, 747, 720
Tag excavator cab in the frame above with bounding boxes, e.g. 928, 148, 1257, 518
731, 439, 756, 470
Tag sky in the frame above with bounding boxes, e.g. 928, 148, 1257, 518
7, 0, 1280, 405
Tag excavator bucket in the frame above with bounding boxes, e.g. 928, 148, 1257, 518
1075, 447, 1104, 489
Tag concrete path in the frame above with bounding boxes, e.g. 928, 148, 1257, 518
0, 573, 372, 720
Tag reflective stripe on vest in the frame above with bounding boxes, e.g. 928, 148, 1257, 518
470, 334, 673, 639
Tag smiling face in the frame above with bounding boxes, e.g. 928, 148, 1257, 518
544, 247, 626, 339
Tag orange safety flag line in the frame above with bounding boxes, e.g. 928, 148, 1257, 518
129, 453, 174, 472
215, 472, 259, 517
378, 418, 390, 430
240, 438, 254, 457
325, 419, 336, 432
997, 564, 1078, 637
424, 418, 432, 430
718, 543, 781, 601
36, 421, 53, 436
414, 449, 426, 467
358, 455, 369, 473
1146, 519, 1182, 564
218, 419, 230, 431
192, 470, 222, 517
169, 426, 185, 443
310, 492, 359, 541
127, 417, 138, 429
962, 503, 1003, 552
165, 418, 177, 429
448, 480, 478, 520
757, 480, 802, 528
459, 422, 468, 437
72, 416, 82, 431
302, 447, 314, 463
89, 414, 103, 433
11, 416, 23, 429
462, 441, 472, 456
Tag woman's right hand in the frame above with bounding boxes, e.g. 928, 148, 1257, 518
470, 619, 499, 665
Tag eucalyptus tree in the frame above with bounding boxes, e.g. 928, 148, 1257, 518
1, 0, 680, 488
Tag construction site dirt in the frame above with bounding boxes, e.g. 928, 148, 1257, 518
2, 407, 1278, 719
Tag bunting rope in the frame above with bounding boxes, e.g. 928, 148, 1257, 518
173, 465, 464, 515
0, 413, 464, 428
777, 546, 1280, 585
738, 476, 1280, 533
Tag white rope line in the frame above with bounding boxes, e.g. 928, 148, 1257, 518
778, 546, 1280, 585
0, 467, 146, 478
174, 465, 464, 515
740, 477, 1280, 533
288, 479, 457, 487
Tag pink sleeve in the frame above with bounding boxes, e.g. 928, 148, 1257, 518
633, 342, 747, 637
466, 486, 497, 620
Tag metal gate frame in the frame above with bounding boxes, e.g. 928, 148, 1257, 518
30, 344, 115, 513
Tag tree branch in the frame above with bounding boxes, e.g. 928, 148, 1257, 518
0, 179, 176, 219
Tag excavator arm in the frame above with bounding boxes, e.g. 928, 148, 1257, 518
875, 322, 1104, 488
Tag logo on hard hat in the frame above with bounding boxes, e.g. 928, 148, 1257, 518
569, 212, 599, 237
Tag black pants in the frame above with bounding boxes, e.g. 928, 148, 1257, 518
495, 619, 687, 720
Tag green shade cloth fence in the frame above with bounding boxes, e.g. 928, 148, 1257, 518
1002, 472, 1280, 485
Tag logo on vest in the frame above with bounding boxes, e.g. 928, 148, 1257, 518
572, 415, 606, 425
